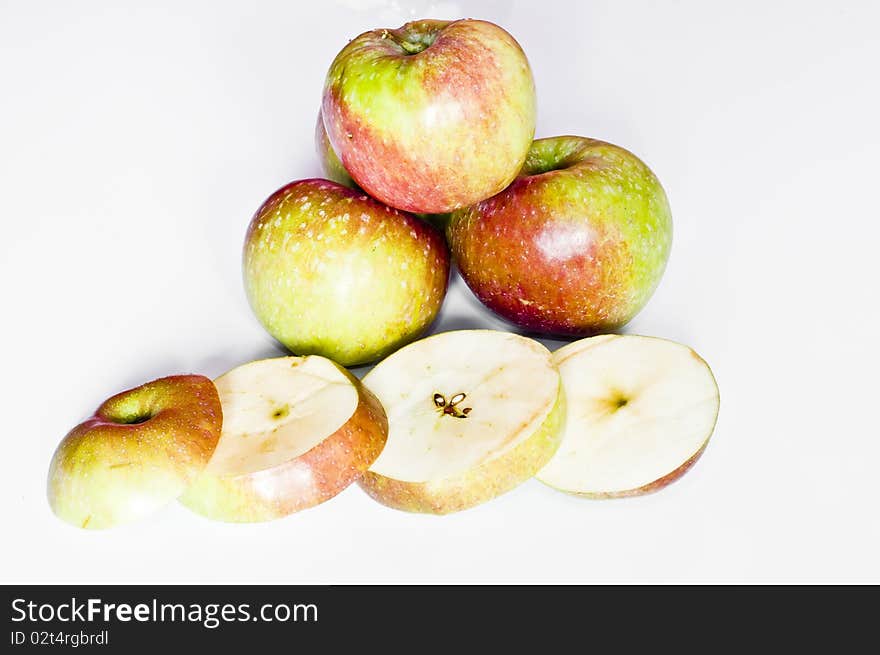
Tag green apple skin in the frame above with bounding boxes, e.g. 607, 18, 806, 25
358, 383, 565, 514
243, 179, 450, 366
447, 136, 673, 335
47, 375, 222, 529
322, 19, 536, 214
314, 109, 450, 230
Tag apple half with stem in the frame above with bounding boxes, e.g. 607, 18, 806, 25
447, 136, 672, 335
47, 375, 222, 529
322, 19, 536, 214
180, 355, 387, 522
358, 330, 564, 514
537, 335, 719, 497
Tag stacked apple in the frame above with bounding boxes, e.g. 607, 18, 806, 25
48, 18, 720, 528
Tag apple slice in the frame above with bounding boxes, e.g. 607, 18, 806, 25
47, 375, 222, 529
180, 355, 387, 522
358, 330, 564, 514
537, 335, 720, 497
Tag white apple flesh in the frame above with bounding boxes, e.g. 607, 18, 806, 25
180, 356, 387, 522
537, 335, 719, 497
359, 330, 564, 514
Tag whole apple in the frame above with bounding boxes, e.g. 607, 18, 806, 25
47, 375, 222, 529
243, 179, 450, 366
447, 136, 673, 335
322, 19, 536, 214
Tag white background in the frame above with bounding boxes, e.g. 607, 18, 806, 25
2, 0, 878, 584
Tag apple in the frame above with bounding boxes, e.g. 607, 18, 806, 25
536, 335, 719, 497
180, 355, 387, 522
358, 330, 564, 514
47, 375, 222, 529
322, 19, 536, 214
315, 109, 356, 189
315, 109, 451, 231
447, 136, 673, 335
243, 178, 450, 366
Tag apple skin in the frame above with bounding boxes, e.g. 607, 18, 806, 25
243, 179, 449, 366
315, 109, 450, 231
315, 109, 356, 189
180, 362, 387, 523
447, 136, 673, 335
358, 383, 564, 514
47, 375, 222, 529
322, 19, 536, 214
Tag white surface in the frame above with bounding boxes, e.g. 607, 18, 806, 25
1, 0, 878, 584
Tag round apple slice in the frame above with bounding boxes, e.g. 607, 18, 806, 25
47, 375, 222, 530
359, 330, 564, 514
180, 355, 387, 522
537, 335, 720, 497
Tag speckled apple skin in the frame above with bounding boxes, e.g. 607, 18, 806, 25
358, 382, 564, 514
314, 110, 451, 230
322, 19, 536, 214
447, 136, 673, 335
179, 364, 388, 523
243, 179, 450, 366
47, 375, 222, 530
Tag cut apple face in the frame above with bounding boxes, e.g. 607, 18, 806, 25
47, 375, 222, 529
537, 335, 719, 497
359, 330, 564, 514
180, 355, 387, 522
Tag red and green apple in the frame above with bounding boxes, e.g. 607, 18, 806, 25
243, 179, 449, 366
322, 19, 536, 214
47, 375, 222, 529
447, 136, 673, 335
